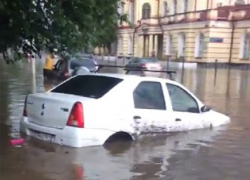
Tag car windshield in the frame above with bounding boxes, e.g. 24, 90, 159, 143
51, 75, 123, 99
70, 58, 95, 69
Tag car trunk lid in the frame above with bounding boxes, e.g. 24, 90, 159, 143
26, 93, 94, 129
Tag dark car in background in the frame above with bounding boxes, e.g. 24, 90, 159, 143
53, 56, 98, 81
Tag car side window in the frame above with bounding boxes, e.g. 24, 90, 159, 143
166, 83, 199, 113
132, 59, 139, 63
133, 82, 166, 110
54, 60, 63, 70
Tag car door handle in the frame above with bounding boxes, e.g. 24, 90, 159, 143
175, 118, 181, 122
133, 116, 141, 120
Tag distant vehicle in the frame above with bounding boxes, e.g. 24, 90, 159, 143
20, 72, 230, 147
73, 53, 94, 59
52, 57, 98, 80
125, 57, 162, 71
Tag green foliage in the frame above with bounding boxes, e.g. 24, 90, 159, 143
0, 0, 128, 61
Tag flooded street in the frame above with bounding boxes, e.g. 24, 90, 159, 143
1, 60, 250, 180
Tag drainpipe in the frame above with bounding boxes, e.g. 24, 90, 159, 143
229, 18, 235, 64
157, 0, 164, 59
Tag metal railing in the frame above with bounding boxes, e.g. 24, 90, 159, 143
95, 64, 177, 80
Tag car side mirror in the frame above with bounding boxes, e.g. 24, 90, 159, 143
200, 105, 211, 113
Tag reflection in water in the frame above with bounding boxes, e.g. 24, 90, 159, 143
1, 62, 250, 180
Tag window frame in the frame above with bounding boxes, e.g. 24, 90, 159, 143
166, 83, 201, 113
142, 3, 151, 19
178, 33, 186, 57
163, 1, 168, 16
198, 33, 205, 57
173, 0, 177, 14
183, 0, 188, 13
133, 81, 166, 110
129, 1, 135, 23
243, 34, 250, 59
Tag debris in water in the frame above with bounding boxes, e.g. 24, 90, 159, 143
9, 138, 24, 146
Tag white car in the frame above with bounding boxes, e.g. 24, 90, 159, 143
20, 73, 230, 147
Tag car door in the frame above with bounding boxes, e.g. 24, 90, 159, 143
132, 81, 168, 134
130, 58, 140, 68
165, 83, 209, 132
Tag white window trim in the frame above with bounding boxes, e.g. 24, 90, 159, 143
194, 33, 204, 58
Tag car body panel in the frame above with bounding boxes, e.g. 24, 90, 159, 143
20, 73, 230, 147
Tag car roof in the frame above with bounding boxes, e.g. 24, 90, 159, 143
77, 73, 177, 84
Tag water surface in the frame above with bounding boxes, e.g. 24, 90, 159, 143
1, 61, 250, 180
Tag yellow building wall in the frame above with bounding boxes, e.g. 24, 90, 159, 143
118, 0, 250, 64
231, 20, 250, 63
205, 27, 232, 63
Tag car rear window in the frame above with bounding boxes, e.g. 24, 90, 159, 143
70, 59, 95, 69
51, 75, 123, 99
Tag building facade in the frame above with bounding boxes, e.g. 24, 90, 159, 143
117, 0, 250, 65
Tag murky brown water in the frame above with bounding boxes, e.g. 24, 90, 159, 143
1, 60, 250, 180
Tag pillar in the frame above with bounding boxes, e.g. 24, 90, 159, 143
154, 35, 158, 56
149, 35, 154, 57
137, 35, 144, 57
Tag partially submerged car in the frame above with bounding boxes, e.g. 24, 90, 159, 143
125, 57, 162, 71
20, 67, 230, 147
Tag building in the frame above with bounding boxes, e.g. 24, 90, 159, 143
117, 0, 250, 66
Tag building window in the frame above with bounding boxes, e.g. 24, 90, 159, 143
118, 1, 124, 15
163, 2, 168, 16
173, 0, 177, 14
165, 34, 172, 56
235, 0, 246, 5
243, 33, 250, 58
142, 3, 151, 19
178, 33, 186, 57
183, 0, 188, 12
195, 33, 205, 57
129, 1, 134, 24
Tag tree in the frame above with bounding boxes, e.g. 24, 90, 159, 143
0, 0, 127, 61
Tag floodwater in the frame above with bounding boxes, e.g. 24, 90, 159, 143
1, 60, 250, 180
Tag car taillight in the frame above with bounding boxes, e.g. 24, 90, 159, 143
23, 96, 28, 117
141, 64, 146, 68
157, 64, 162, 70
66, 102, 84, 128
